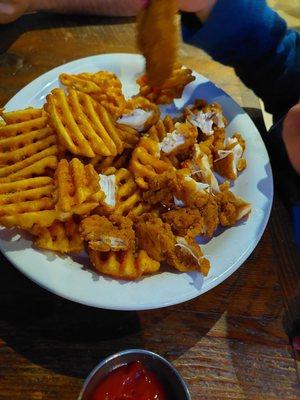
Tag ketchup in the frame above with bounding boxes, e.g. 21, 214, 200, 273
91, 361, 167, 400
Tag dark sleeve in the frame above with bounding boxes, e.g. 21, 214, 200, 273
181, 0, 300, 121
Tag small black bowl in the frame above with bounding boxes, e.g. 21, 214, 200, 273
78, 349, 191, 400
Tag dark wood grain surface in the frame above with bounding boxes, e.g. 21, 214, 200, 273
0, 13, 300, 400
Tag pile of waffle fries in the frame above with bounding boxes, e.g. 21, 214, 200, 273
0, 69, 251, 280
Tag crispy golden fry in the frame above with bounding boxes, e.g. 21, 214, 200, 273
54, 158, 102, 212
137, 65, 195, 104
114, 168, 150, 218
148, 115, 175, 142
0, 177, 55, 217
0, 108, 58, 182
80, 214, 135, 252
90, 149, 132, 174
116, 124, 140, 149
60, 71, 126, 117
32, 219, 84, 253
89, 248, 160, 280
130, 136, 173, 190
137, 0, 179, 87
45, 88, 123, 157
0, 202, 98, 230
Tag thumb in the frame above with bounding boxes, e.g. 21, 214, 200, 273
283, 103, 300, 175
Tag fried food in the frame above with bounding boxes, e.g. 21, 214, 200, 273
117, 96, 161, 133
161, 208, 206, 237
45, 88, 123, 157
0, 177, 55, 217
90, 149, 131, 174
167, 236, 210, 276
59, 71, 126, 117
130, 136, 173, 189
80, 214, 135, 252
137, 65, 195, 104
137, 0, 179, 87
114, 168, 150, 218
214, 135, 247, 180
32, 219, 83, 253
88, 248, 160, 280
135, 213, 175, 262
217, 190, 251, 226
0, 108, 58, 182
0, 202, 98, 230
54, 158, 102, 212
0, 65, 251, 282
142, 169, 178, 206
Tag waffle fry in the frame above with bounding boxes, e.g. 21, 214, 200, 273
45, 88, 123, 158
0, 202, 98, 230
137, 65, 195, 104
0, 177, 55, 217
137, 0, 179, 87
32, 219, 84, 253
88, 248, 160, 280
130, 136, 173, 189
90, 149, 131, 174
59, 71, 126, 117
114, 168, 150, 218
0, 108, 58, 182
54, 158, 102, 212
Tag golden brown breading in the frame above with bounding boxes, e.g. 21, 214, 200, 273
80, 214, 135, 252
161, 208, 205, 237
135, 213, 175, 262
216, 190, 251, 227
166, 236, 210, 276
142, 169, 178, 206
137, 0, 179, 87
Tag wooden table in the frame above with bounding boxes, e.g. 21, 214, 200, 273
1, 13, 300, 400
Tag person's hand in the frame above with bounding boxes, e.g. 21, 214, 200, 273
0, 0, 30, 24
140, 0, 216, 21
283, 103, 300, 175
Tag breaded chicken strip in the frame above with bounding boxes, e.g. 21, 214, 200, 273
142, 169, 178, 206
166, 236, 210, 276
161, 208, 205, 237
216, 190, 251, 227
80, 214, 135, 252
135, 213, 175, 261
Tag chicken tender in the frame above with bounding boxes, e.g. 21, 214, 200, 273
137, 0, 179, 87
142, 169, 178, 206
216, 190, 251, 227
135, 213, 175, 262
80, 214, 135, 252
161, 208, 206, 237
166, 236, 210, 276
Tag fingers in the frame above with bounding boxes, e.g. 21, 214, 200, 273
0, 1, 28, 24
283, 103, 300, 175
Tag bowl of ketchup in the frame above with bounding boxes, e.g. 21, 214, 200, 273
78, 349, 191, 400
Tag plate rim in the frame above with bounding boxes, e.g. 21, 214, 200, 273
0, 53, 274, 310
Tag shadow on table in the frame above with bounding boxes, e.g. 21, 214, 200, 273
0, 251, 230, 379
0, 12, 134, 54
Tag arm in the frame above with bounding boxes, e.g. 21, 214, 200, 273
181, 0, 300, 121
0, 0, 143, 24
29, 0, 143, 16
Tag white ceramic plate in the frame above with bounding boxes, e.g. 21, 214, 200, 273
0, 54, 273, 310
